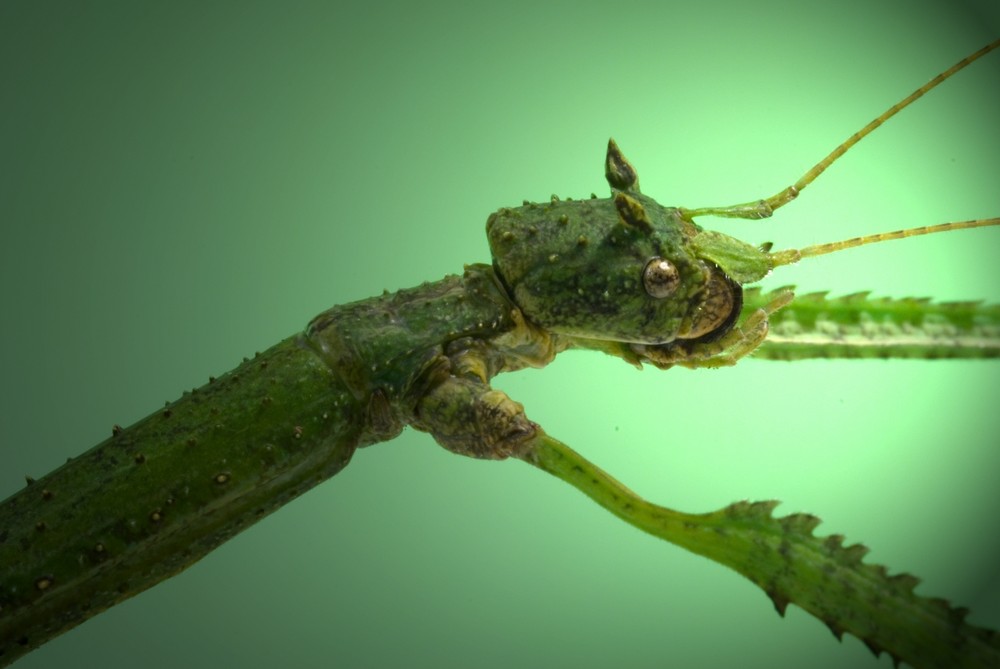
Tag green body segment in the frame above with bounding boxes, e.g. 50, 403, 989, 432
0, 266, 519, 666
0, 335, 362, 664
305, 265, 522, 428
745, 287, 1000, 360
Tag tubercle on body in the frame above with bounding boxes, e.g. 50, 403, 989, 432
0, 256, 574, 666
304, 263, 561, 459
1, 138, 997, 669
3, 40, 999, 669
486, 140, 750, 347
486, 140, 800, 371
0, 145, 743, 664
0, 334, 362, 665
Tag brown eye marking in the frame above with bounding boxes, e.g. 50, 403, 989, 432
642, 257, 680, 299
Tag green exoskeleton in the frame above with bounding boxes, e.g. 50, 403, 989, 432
2, 39, 998, 669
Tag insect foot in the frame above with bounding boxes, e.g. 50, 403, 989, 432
413, 376, 536, 460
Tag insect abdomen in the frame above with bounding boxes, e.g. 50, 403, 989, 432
0, 334, 363, 665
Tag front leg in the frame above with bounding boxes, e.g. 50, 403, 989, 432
412, 344, 537, 460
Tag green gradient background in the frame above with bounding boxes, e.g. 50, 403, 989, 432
2, 2, 999, 668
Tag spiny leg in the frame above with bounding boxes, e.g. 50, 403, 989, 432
517, 430, 1000, 669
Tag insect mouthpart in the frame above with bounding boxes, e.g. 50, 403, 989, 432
677, 262, 742, 344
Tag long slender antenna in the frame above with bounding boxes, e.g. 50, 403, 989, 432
768, 218, 1000, 267
683, 39, 1000, 221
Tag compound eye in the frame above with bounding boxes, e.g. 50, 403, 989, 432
642, 257, 680, 299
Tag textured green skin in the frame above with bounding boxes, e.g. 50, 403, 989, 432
305, 266, 524, 421
486, 195, 709, 343
0, 334, 361, 664
0, 266, 526, 666
1, 151, 997, 668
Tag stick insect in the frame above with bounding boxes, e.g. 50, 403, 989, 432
2, 36, 998, 669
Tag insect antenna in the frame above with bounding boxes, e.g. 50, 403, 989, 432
684, 38, 1000, 221
768, 217, 1000, 267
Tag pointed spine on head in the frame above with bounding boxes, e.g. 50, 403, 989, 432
614, 192, 653, 235
605, 138, 640, 193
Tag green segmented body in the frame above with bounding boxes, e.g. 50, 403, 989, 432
0, 266, 529, 665
2, 39, 999, 669
0, 334, 359, 664
3, 197, 997, 668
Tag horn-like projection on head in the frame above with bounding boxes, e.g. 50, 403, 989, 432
605, 139, 640, 193
487, 140, 739, 345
